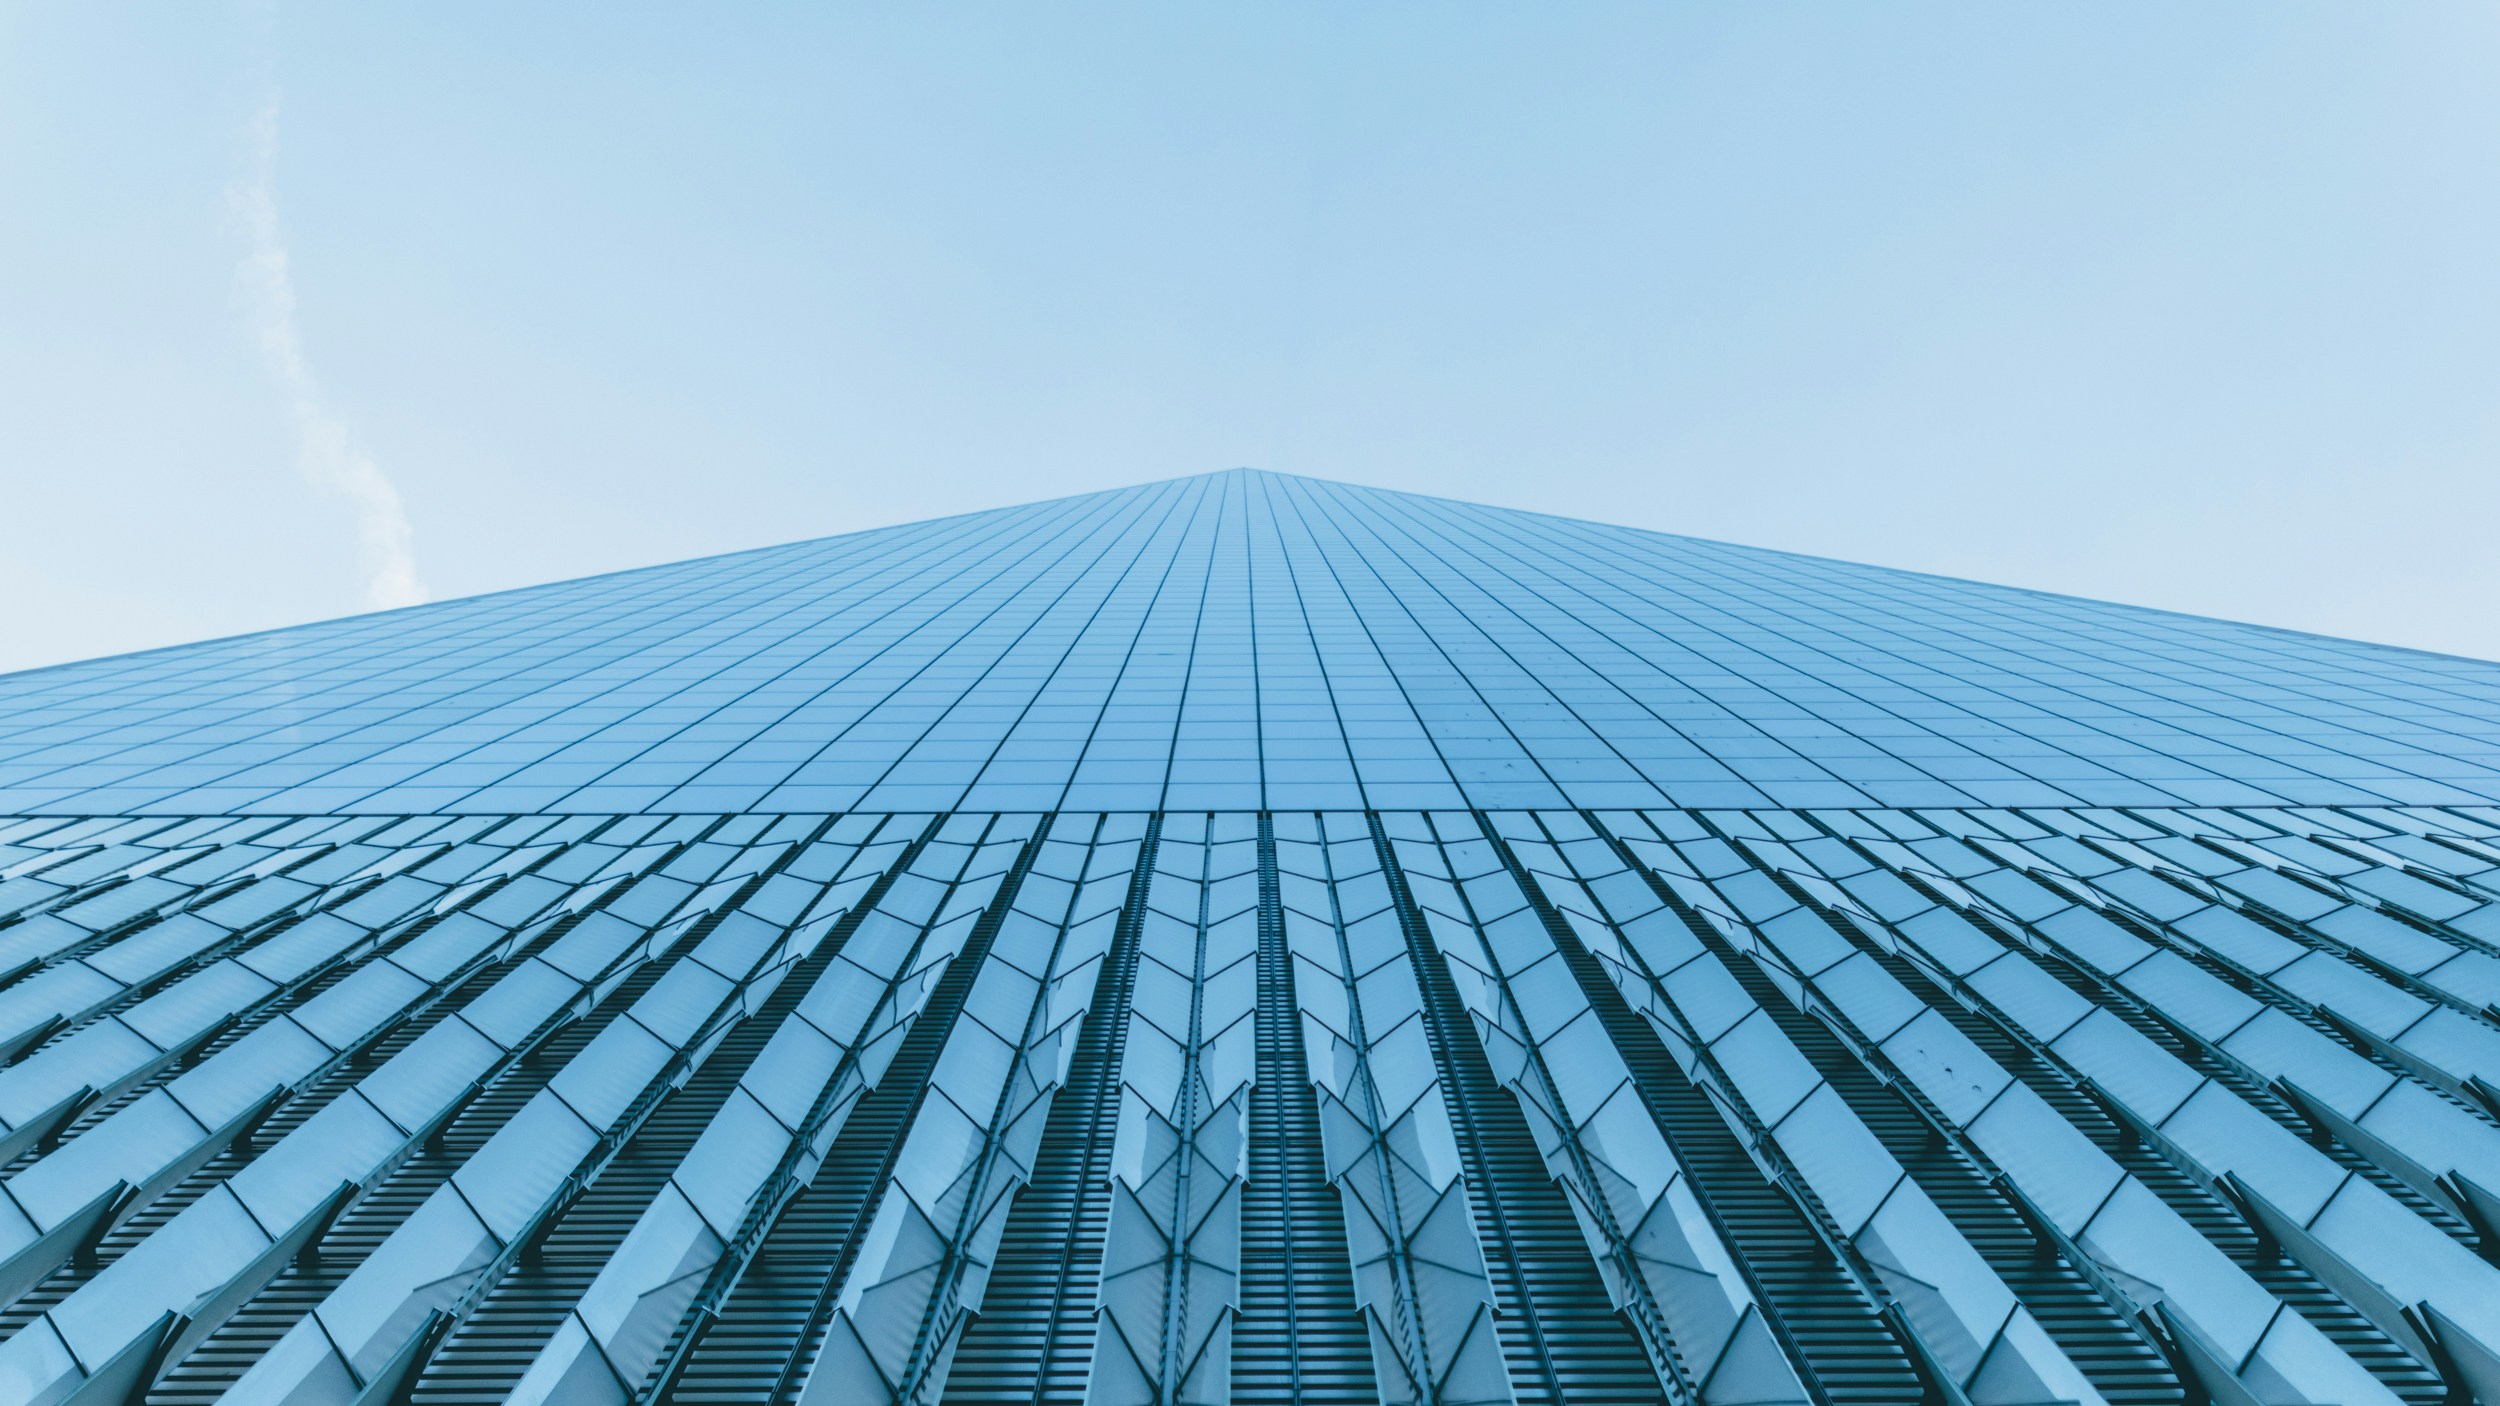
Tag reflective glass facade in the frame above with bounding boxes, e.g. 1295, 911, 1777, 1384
0, 469, 2498, 1405
5, 468, 2496, 820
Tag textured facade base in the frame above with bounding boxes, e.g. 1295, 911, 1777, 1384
0, 799, 2495, 1406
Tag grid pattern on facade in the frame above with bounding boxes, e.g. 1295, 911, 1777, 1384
0, 469, 2494, 819
5, 471, 2500, 1406
0, 801, 2494, 1405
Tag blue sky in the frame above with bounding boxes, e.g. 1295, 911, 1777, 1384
3, 3, 2496, 674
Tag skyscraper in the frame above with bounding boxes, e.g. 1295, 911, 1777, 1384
0, 467, 2497, 1406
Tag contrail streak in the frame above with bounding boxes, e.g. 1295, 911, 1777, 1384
231, 99, 425, 612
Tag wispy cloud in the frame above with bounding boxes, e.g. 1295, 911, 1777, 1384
230, 99, 426, 611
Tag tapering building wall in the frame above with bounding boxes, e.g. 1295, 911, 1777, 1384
1, 471, 2498, 1405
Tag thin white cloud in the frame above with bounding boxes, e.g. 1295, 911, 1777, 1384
230, 98, 426, 612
